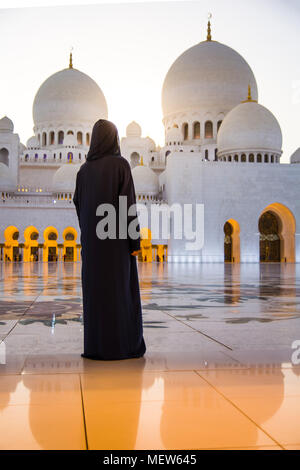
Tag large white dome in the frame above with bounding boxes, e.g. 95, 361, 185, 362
132, 165, 159, 195
217, 101, 282, 155
33, 67, 108, 128
0, 162, 16, 191
52, 163, 81, 193
162, 40, 258, 118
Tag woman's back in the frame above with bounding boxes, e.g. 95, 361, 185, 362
73, 119, 146, 361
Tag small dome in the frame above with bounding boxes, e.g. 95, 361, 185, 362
166, 126, 182, 144
290, 148, 300, 164
145, 136, 156, 151
26, 136, 40, 149
0, 116, 14, 133
0, 162, 16, 191
162, 41, 258, 118
217, 101, 282, 155
33, 67, 108, 128
63, 133, 77, 147
132, 164, 159, 195
52, 163, 81, 193
126, 121, 142, 138
19, 142, 26, 153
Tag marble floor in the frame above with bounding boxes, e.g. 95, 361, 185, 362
0, 261, 299, 450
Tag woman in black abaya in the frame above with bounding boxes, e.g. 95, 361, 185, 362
73, 119, 146, 360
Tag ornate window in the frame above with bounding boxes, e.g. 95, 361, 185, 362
77, 132, 83, 145
193, 122, 200, 139
50, 131, 55, 145
58, 131, 64, 145
205, 121, 213, 138
183, 123, 188, 141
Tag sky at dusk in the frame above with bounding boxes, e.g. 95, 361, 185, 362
0, 0, 299, 162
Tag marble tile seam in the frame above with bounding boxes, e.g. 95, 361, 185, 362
193, 370, 285, 450
160, 309, 234, 351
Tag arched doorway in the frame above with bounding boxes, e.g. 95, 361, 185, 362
62, 227, 78, 261
0, 148, 9, 166
43, 227, 58, 262
24, 226, 39, 262
130, 152, 140, 169
259, 203, 296, 263
259, 212, 280, 262
140, 228, 152, 262
4, 226, 19, 261
224, 219, 240, 263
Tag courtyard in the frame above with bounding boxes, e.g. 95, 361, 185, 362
0, 261, 299, 450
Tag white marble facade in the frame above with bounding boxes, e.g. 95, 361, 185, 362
0, 27, 300, 262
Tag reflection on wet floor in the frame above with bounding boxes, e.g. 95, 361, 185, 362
0, 261, 299, 449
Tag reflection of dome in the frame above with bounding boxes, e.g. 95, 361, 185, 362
132, 165, 159, 195
0, 162, 16, 191
162, 41, 258, 118
63, 133, 77, 147
52, 163, 81, 193
33, 67, 108, 128
218, 101, 282, 155
290, 148, 300, 164
26, 136, 40, 149
0, 116, 14, 133
126, 121, 142, 138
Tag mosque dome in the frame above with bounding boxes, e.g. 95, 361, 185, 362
166, 126, 182, 144
26, 136, 40, 149
0, 116, 14, 133
33, 63, 108, 128
132, 164, 159, 195
52, 163, 81, 193
145, 136, 156, 151
126, 121, 142, 138
290, 148, 300, 164
162, 39, 258, 118
0, 162, 16, 191
217, 99, 282, 155
19, 143, 26, 154
63, 133, 77, 147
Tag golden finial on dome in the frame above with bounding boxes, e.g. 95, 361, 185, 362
207, 13, 212, 41
69, 46, 73, 69
140, 156, 144, 166
242, 84, 258, 103
247, 84, 252, 101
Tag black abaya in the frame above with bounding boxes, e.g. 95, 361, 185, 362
73, 120, 146, 360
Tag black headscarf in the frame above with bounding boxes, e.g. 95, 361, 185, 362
86, 119, 121, 161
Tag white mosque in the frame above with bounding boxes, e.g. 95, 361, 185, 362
0, 22, 299, 263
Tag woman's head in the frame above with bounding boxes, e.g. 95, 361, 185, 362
87, 119, 120, 161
